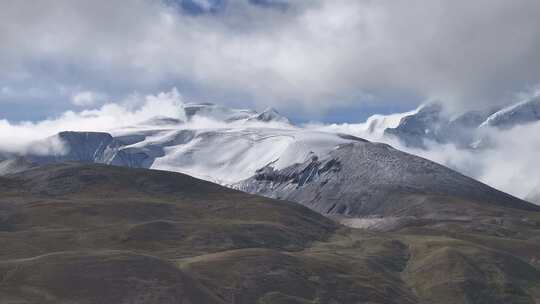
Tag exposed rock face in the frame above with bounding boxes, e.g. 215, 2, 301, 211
236, 141, 538, 217
384, 104, 446, 148
28, 131, 118, 164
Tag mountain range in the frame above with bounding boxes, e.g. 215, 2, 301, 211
382, 94, 540, 149
1, 98, 539, 216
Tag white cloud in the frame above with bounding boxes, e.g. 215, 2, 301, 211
0, 88, 185, 154
1, 0, 540, 115
410, 124, 540, 203
71, 90, 107, 106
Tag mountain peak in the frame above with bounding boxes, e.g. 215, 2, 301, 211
480, 95, 540, 129
250, 107, 290, 124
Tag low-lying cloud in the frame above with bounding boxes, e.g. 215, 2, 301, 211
404, 125, 540, 203
0, 88, 293, 155
0, 89, 185, 154
71, 90, 108, 107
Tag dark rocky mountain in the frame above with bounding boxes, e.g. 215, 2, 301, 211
1, 163, 539, 303
28, 131, 118, 164
23, 131, 171, 169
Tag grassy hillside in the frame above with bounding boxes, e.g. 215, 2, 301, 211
0, 163, 539, 303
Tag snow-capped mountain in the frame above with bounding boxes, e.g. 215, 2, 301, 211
382, 94, 540, 149
1, 101, 534, 225
317, 109, 418, 139
383, 103, 447, 148
480, 95, 540, 129
10, 103, 355, 185
382, 104, 498, 148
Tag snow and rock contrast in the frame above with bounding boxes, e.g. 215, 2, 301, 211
480, 95, 540, 129
235, 140, 536, 218
381, 95, 540, 149
11, 103, 357, 186
383, 104, 498, 148
2, 100, 537, 226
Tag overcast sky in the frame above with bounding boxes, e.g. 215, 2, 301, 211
1, 0, 540, 122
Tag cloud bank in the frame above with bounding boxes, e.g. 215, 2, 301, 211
418, 124, 540, 204
0, 89, 185, 154
2, 0, 540, 119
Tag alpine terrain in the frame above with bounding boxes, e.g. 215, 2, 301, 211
1, 102, 540, 303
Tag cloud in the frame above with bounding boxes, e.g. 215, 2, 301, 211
0, 88, 185, 154
71, 90, 107, 106
413, 124, 540, 203
1, 0, 540, 119
0, 87, 293, 155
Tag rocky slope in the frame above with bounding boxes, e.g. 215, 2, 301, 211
15, 128, 359, 185
236, 141, 539, 221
